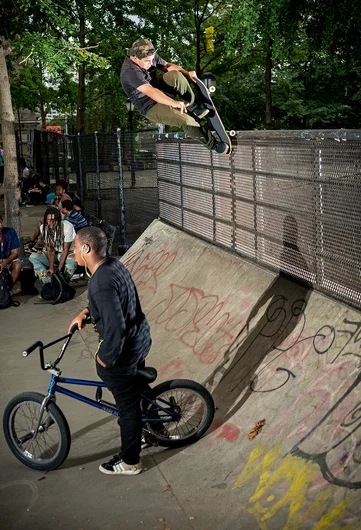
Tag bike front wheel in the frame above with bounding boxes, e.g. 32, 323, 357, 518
143, 379, 215, 447
3, 392, 71, 471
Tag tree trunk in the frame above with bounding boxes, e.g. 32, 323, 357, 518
265, 39, 273, 128
75, 15, 86, 133
194, 4, 201, 76
39, 62, 47, 129
39, 99, 47, 129
0, 41, 22, 235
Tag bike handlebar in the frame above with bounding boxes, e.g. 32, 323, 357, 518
22, 341, 43, 357
69, 323, 79, 335
22, 322, 80, 370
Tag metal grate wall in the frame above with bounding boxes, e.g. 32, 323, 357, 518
157, 130, 361, 309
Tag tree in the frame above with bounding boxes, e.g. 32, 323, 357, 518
225, 0, 304, 128
0, 0, 110, 228
0, 39, 20, 232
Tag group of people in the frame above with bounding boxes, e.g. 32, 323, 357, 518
26, 178, 89, 291
0, 172, 89, 295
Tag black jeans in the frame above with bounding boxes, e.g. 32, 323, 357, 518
96, 359, 145, 465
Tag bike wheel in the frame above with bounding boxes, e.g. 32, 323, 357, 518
143, 379, 215, 447
3, 392, 71, 471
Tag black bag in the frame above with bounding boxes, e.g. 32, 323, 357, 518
0, 270, 20, 309
40, 270, 76, 304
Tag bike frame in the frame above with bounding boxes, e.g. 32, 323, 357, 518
22, 328, 177, 433
47, 375, 176, 423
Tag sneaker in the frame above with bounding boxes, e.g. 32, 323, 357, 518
213, 141, 230, 155
99, 455, 142, 475
190, 107, 209, 119
26, 204, 34, 208
10, 281, 21, 296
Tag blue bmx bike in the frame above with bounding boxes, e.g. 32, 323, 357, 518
3, 325, 215, 471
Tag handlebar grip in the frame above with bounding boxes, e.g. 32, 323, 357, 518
69, 323, 79, 335
22, 341, 43, 357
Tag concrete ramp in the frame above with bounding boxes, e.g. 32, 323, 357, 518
123, 219, 361, 528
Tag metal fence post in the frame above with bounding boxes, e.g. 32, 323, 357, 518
62, 134, 67, 182
76, 133, 84, 208
179, 139, 184, 230
116, 128, 128, 253
94, 131, 102, 219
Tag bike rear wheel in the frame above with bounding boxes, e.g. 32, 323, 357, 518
143, 379, 215, 447
3, 392, 71, 471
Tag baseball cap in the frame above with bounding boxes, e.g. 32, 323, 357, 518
46, 192, 56, 204
128, 39, 156, 59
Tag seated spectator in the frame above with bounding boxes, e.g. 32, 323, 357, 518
0, 214, 22, 293
22, 166, 41, 193
18, 157, 29, 180
29, 207, 77, 290
50, 179, 72, 210
61, 200, 89, 232
26, 177, 50, 207
46, 192, 56, 205
18, 158, 30, 204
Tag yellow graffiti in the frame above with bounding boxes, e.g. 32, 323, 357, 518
232, 445, 355, 530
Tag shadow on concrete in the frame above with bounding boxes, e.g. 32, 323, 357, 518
61, 413, 183, 471
206, 215, 313, 424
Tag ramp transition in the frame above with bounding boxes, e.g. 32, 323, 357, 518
122, 219, 360, 528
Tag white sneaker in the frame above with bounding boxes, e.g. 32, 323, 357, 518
99, 455, 142, 475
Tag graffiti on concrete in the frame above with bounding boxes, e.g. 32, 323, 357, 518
124, 239, 361, 494
232, 445, 358, 530
123, 245, 178, 296
147, 283, 251, 365
291, 371, 361, 489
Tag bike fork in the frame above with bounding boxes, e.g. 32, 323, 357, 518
33, 394, 55, 436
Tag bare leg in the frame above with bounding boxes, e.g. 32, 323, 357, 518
11, 261, 22, 284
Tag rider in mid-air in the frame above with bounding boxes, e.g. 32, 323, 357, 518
121, 38, 230, 154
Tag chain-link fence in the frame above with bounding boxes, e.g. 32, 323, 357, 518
157, 130, 361, 309
32, 128, 159, 253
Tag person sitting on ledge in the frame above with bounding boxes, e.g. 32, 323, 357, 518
0, 213, 22, 293
26, 177, 50, 207
61, 200, 89, 232
49, 179, 72, 210
29, 207, 77, 290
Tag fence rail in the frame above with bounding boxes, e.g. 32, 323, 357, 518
157, 131, 361, 309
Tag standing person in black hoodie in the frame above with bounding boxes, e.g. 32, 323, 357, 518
68, 227, 151, 475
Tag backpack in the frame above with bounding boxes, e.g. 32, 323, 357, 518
39, 270, 76, 304
0, 270, 20, 309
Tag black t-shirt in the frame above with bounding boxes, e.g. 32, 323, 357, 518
121, 54, 167, 116
88, 257, 151, 367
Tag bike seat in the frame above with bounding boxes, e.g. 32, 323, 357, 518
137, 367, 157, 384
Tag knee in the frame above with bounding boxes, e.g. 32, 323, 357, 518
12, 261, 22, 274
163, 70, 183, 86
164, 70, 182, 80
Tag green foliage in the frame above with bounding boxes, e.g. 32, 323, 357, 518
3, 0, 361, 131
